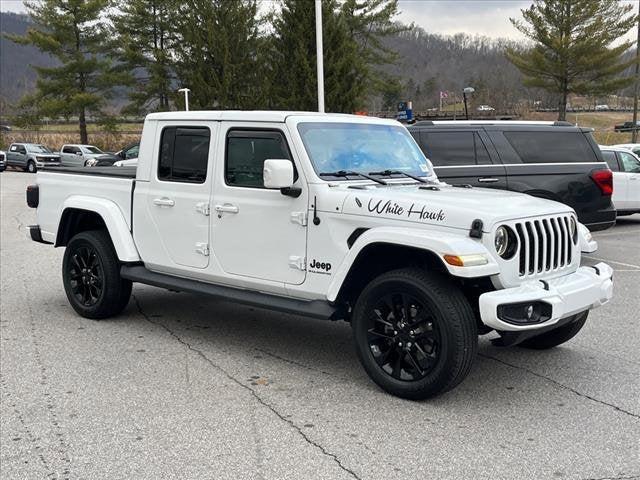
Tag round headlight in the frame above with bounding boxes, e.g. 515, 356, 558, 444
495, 225, 518, 259
569, 217, 577, 242
495, 226, 508, 257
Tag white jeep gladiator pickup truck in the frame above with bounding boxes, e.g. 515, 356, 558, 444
26, 111, 613, 399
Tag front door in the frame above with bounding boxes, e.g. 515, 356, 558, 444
211, 125, 308, 285
137, 123, 215, 271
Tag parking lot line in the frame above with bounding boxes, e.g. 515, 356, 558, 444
586, 257, 640, 270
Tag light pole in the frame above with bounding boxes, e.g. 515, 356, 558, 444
463, 87, 475, 120
178, 88, 191, 111
632, 0, 639, 143
315, 0, 325, 113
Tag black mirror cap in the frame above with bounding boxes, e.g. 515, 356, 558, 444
280, 187, 302, 198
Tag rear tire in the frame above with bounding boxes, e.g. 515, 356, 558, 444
62, 230, 132, 319
26, 161, 36, 173
352, 268, 478, 400
518, 311, 588, 349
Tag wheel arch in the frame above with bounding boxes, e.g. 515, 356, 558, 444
327, 227, 500, 304
56, 197, 140, 262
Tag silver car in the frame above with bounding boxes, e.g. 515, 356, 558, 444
6, 143, 61, 173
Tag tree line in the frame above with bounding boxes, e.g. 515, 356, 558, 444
5, 0, 638, 142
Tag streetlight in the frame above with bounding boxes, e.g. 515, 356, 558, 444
463, 86, 475, 120
178, 88, 191, 111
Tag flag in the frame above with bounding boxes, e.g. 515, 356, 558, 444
440, 91, 449, 99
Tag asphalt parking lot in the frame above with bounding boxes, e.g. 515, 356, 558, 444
1, 170, 638, 480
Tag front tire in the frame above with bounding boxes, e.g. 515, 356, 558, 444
352, 268, 478, 400
62, 230, 132, 319
26, 161, 36, 173
518, 311, 588, 349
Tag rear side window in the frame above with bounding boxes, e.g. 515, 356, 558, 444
418, 131, 491, 166
601, 151, 619, 171
158, 127, 210, 183
619, 151, 640, 173
225, 130, 293, 188
504, 131, 598, 164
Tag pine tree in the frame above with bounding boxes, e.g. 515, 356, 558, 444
268, 0, 401, 113
6, 0, 118, 143
172, 0, 263, 110
506, 0, 638, 121
110, 0, 178, 115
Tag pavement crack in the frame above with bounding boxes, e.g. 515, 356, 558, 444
133, 295, 361, 480
253, 347, 337, 378
580, 475, 640, 480
479, 353, 640, 420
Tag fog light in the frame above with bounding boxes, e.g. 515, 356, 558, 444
497, 301, 552, 325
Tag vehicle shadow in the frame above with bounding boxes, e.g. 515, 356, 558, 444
122, 286, 598, 406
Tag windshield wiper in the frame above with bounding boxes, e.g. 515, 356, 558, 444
368, 169, 430, 184
319, 170, 387, 185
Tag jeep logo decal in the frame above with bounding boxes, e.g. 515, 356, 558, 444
309, 259, 332, 275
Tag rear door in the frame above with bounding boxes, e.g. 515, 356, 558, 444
413, 128, 507, 188
493, 126, 612, 228
135, 122, 216, 271
617, 150, 640, 210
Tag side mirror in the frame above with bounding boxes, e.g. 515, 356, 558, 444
263, 159, 294, 189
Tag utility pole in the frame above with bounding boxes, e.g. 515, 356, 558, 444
315, 0, 325, 113
632, 0, 639, 143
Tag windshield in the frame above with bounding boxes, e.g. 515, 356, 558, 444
27, 144, 52, 153
82, 146, 103, 154
298, 122, 433, 179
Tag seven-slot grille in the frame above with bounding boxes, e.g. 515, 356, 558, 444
514, 215, 575, 277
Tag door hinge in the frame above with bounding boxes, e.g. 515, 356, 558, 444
195, 242, 210, 256
196, 202, 210, 216
288, 255, 306, 271
290, 211, 308, 226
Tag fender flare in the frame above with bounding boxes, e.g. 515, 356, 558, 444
57, 196, 140, 262
326, 226, 499, 302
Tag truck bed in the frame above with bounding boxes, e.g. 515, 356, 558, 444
36, 168, 136, 244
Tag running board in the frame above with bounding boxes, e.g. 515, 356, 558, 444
120, 265, 338, 320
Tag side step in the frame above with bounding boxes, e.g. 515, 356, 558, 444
120, 264, 338, 320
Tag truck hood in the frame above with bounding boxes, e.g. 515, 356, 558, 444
337, 183, 573, 231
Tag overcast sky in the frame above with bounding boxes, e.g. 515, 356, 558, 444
1, 0, 638, 41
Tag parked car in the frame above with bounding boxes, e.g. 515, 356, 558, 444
113, 158, 138, 167
595, 104, 610, 111
26, 110, 613, 400
0, 150, 6, 172
612, 143, 640, 156
408, 121, 615, 231
614, 121, 640, 133
599, 146, 640, 215
114, 142, 139, 161
6, 143, 60, 172
59, 144, 119, 167
0, 125, 11, 131
477, 105, 495, 112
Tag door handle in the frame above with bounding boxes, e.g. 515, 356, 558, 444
153, 197, 175, 207
215, 204, 239, 214
478, 177, 499, 183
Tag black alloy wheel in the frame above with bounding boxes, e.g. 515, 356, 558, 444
367, 292, 442, 381
68, 244, 104, 307
62, 230, 132, 319
352, 268, 478, 400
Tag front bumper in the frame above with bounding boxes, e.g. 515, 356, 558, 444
479, 262, 613, 332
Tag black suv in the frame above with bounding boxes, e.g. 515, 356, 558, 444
408, 121, 615, 231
